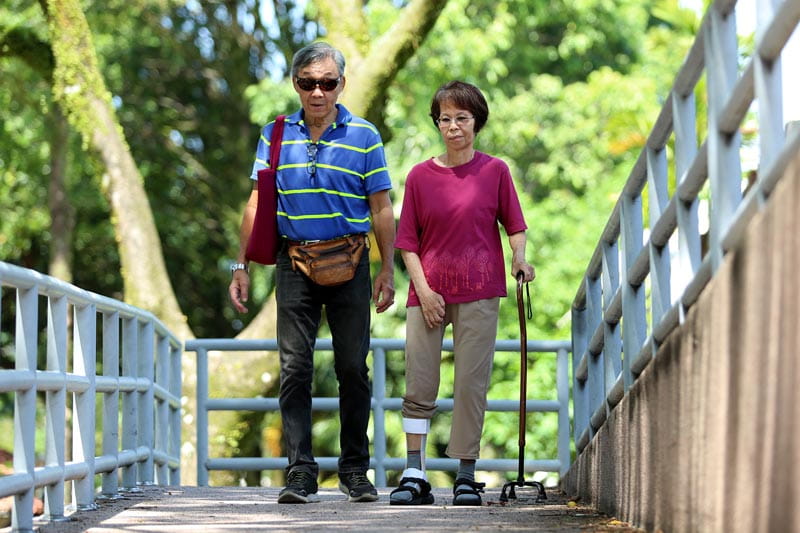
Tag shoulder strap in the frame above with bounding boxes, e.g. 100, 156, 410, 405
269, 115, 286, 169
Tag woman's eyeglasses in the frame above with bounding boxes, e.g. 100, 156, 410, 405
307, 143, 318, 176
296, 77, 341, 92
436, 115, 474, 128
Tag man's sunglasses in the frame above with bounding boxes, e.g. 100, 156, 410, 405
295, 77, 341, 92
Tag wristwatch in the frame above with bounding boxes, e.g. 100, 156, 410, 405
230, 262, 249, 275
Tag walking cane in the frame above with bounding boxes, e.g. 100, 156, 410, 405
499, 272, 547, 503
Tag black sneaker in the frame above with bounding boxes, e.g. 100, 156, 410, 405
278, 470, 319, 504
338, 471, 379, 502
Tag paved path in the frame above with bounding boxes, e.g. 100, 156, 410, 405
30, 486, 643, 532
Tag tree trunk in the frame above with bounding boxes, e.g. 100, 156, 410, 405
48, 105, 73, 282
44, 0, 190, 338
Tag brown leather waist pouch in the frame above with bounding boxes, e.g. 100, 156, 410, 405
287, 234, 366, 286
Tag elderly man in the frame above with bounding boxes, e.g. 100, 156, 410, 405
229, 42, 395, 503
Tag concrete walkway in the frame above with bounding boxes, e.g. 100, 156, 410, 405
28, 486, 644, 532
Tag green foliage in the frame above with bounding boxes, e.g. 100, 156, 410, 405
245, 78, 303, 125
0, 17, 51, 265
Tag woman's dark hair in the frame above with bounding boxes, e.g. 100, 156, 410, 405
429, 80, 489, 133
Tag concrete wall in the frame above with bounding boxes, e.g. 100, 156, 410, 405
562, 149, 800, 533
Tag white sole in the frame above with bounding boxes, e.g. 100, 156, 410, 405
277, 491, 320, 504
338, 482, 379, 502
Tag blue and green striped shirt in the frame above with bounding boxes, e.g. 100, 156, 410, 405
250, 104, 392, 241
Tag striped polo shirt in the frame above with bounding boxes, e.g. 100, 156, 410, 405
250, 104, 392, 242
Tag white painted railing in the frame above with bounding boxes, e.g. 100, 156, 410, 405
0, 261, 182, 532
186, 337, 571, 488
571, 0, 800, 453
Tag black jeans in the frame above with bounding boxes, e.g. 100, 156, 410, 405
275, 246, 372, 478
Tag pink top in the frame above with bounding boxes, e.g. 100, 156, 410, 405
396, 151, 528, 306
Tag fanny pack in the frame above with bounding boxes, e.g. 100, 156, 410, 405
287, 234, 367, 286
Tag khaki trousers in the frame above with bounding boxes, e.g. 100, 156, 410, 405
401, 298, 500, 459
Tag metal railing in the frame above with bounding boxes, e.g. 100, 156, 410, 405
571, 0, 800, 453
185, 337, 571, 487
0, 261, 182, 532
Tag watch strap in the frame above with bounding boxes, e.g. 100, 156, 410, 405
231, 262, 249, 274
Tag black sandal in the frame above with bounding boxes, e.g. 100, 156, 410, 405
452, 478, 485, 506
389, 477, 435, 506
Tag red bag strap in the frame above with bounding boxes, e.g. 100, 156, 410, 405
268, 115, 286, 169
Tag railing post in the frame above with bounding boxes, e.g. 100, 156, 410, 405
371, 345, 387, 487
120, 317, 139, 491
72, 302, 98, 511
571, 304, 589, 450
155, 334, 171, 484
705, 1, 742, 271
44, 294, 68, 521
601, 239, 621, 399
556, 347, 570, 475
13, 286, 37, 532
586, 275, 603, 434
197, 347, 209, 486
782, 13, 800, 126
170, 343, 182, 485
100, 311, 121, 499
137, 321, 155, 484
673, 90, 701, 310
755, 0, 785, 180
647, 146, 671, 333
621, 193, 646, 378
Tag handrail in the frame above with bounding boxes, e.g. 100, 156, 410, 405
0, 261, 182, 532
570, 0, 800, 453
185, 337, 571, 488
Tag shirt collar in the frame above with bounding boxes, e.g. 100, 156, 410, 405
288, 103, 353, 129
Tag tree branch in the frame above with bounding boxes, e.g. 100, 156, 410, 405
339, 0, 449, 138
315, 0, 369, 73
0, 26, 54, 79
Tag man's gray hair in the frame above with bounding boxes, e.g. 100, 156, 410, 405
291, 42, 346, 78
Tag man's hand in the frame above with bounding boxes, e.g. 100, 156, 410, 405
229, 270, 251, 313
368, 190, 396, 314
373, 269, 395, 313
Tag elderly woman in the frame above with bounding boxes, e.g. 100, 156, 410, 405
391, 81, 535, 506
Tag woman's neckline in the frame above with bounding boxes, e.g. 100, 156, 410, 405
434, 149, 476, 168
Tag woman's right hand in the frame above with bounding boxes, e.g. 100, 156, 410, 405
399, 249, 445, 328
418, 288, 445, 329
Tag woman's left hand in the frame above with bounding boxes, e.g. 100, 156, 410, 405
508, 232, 534, 283
512, 261, 535, 283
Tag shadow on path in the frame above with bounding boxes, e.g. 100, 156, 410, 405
27, 486, 644, 532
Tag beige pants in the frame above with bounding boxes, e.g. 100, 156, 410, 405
401, 298, 500, 459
